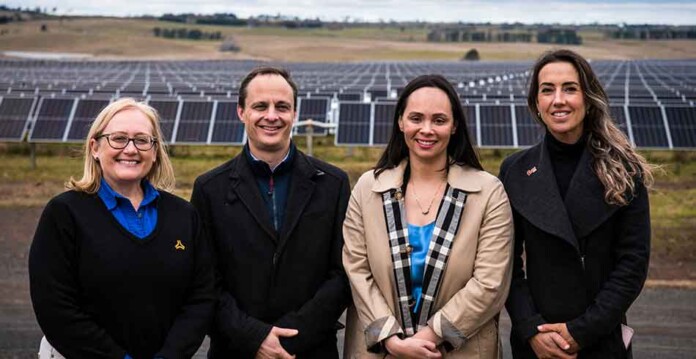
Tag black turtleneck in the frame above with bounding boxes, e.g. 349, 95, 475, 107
546, 131, 587, 199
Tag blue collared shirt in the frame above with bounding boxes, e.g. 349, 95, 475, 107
97, 179, 159, 239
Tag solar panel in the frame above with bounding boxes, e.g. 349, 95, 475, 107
628, 106, 669, 148
147, 99, 180, 143
0, 59, 694, 151
175, 101, 214, 143
464, 105, 478, 146
479, 105, 514, 147
373, 102, 396, 145
336, 102, 371, 145
66, 99, 110, 142
296, 97, 330, 136
29, 98, 76, 142
337, 93, 362, 102
368, 89, 389, 100
665, 107, 696, 148
514, 105, 543, 146
0, 97, 36, 141
609, 105, 629, 136
210, 101, 245, 145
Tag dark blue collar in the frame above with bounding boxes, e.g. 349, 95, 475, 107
98, 178, 159, 210
244, 142, 296, 178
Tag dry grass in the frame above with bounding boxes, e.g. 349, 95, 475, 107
1, 18, 696, 61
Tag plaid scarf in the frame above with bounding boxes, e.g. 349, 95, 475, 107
382, 184, 468, 335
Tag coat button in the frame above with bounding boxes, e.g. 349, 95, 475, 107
400, 245, 412, 254
395, 191, 403, 200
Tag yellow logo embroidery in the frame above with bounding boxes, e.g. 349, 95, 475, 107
175, 240, 186, 251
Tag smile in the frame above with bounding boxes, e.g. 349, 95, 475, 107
116, 159, 140, 165
551, 111, 570, 118
259, 125, 283, 131
416, 139, 436, 146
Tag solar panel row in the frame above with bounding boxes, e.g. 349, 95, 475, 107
3, 93, 694, 149
335, 103, 696, 149
14, 97, 245, 145
3, 59, 694, 107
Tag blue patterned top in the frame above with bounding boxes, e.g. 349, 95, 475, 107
408, 221, 435, 313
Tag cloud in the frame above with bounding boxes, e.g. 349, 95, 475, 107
6, 0, 696, 24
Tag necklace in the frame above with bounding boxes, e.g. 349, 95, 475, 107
409, 179, 445, 215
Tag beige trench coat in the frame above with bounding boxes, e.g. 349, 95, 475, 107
342, 162, 513, 358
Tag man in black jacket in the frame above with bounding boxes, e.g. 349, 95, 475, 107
191, 67, 351, 358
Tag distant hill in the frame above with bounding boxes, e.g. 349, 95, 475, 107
1, 16, 695, 61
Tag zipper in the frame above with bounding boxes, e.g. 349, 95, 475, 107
579, 237, 587, 271
268, 175, 278, 230
268, 175, 280, 272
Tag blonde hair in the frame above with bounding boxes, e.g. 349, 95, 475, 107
528, 49, 654, 206
67, 98, 176, 193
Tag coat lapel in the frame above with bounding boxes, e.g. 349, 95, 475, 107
228, 156, 277, 241
373, 161, 480, 335
381, 187, 416, 335
502, 140, 579, 251
279, 152, 317, 247
417, 185, 467, 330
564, 147, 619, 239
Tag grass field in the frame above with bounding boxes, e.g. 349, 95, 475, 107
2, 18, 696, 61
1, 139, 694, 281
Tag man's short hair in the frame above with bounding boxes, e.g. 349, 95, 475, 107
238, 67, 298, 109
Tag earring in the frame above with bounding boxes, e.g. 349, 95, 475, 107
537, 112, 541, 118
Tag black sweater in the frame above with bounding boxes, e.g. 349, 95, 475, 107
546, 131, 587, 199
29, 190, 215, 359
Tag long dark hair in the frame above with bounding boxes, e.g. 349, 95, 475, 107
374, 74, 482, 177
528, 49, 653, 205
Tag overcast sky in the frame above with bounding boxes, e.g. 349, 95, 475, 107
6, 0, 696, 25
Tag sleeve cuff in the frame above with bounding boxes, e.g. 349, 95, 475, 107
427, 312, 467, 350
364, 315, 404, 353
512, 313, 546, 342
566, 317, 595, 349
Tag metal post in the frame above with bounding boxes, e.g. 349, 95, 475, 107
30, 142, 37, 169
306, 119, 314, 157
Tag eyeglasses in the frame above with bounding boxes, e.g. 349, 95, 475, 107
97, 132, 157, 151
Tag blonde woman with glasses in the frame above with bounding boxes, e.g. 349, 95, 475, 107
29, 98, 215, 359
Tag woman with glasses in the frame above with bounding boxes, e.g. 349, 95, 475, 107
29, 98, 215, 358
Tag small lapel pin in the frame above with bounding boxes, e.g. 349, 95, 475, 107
175, 240, 186, 251
526, 166, 537, 176
395, 190, 403, 200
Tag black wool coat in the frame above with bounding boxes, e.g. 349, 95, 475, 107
191, 149, 351, 358
499, 138, 650, 359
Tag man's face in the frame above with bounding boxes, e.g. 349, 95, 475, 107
238, 74, 296, 156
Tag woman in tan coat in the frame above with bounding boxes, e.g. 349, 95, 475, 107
343, 74, 514, 358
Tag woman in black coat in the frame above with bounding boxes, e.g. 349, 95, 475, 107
500, 49, 654, 359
